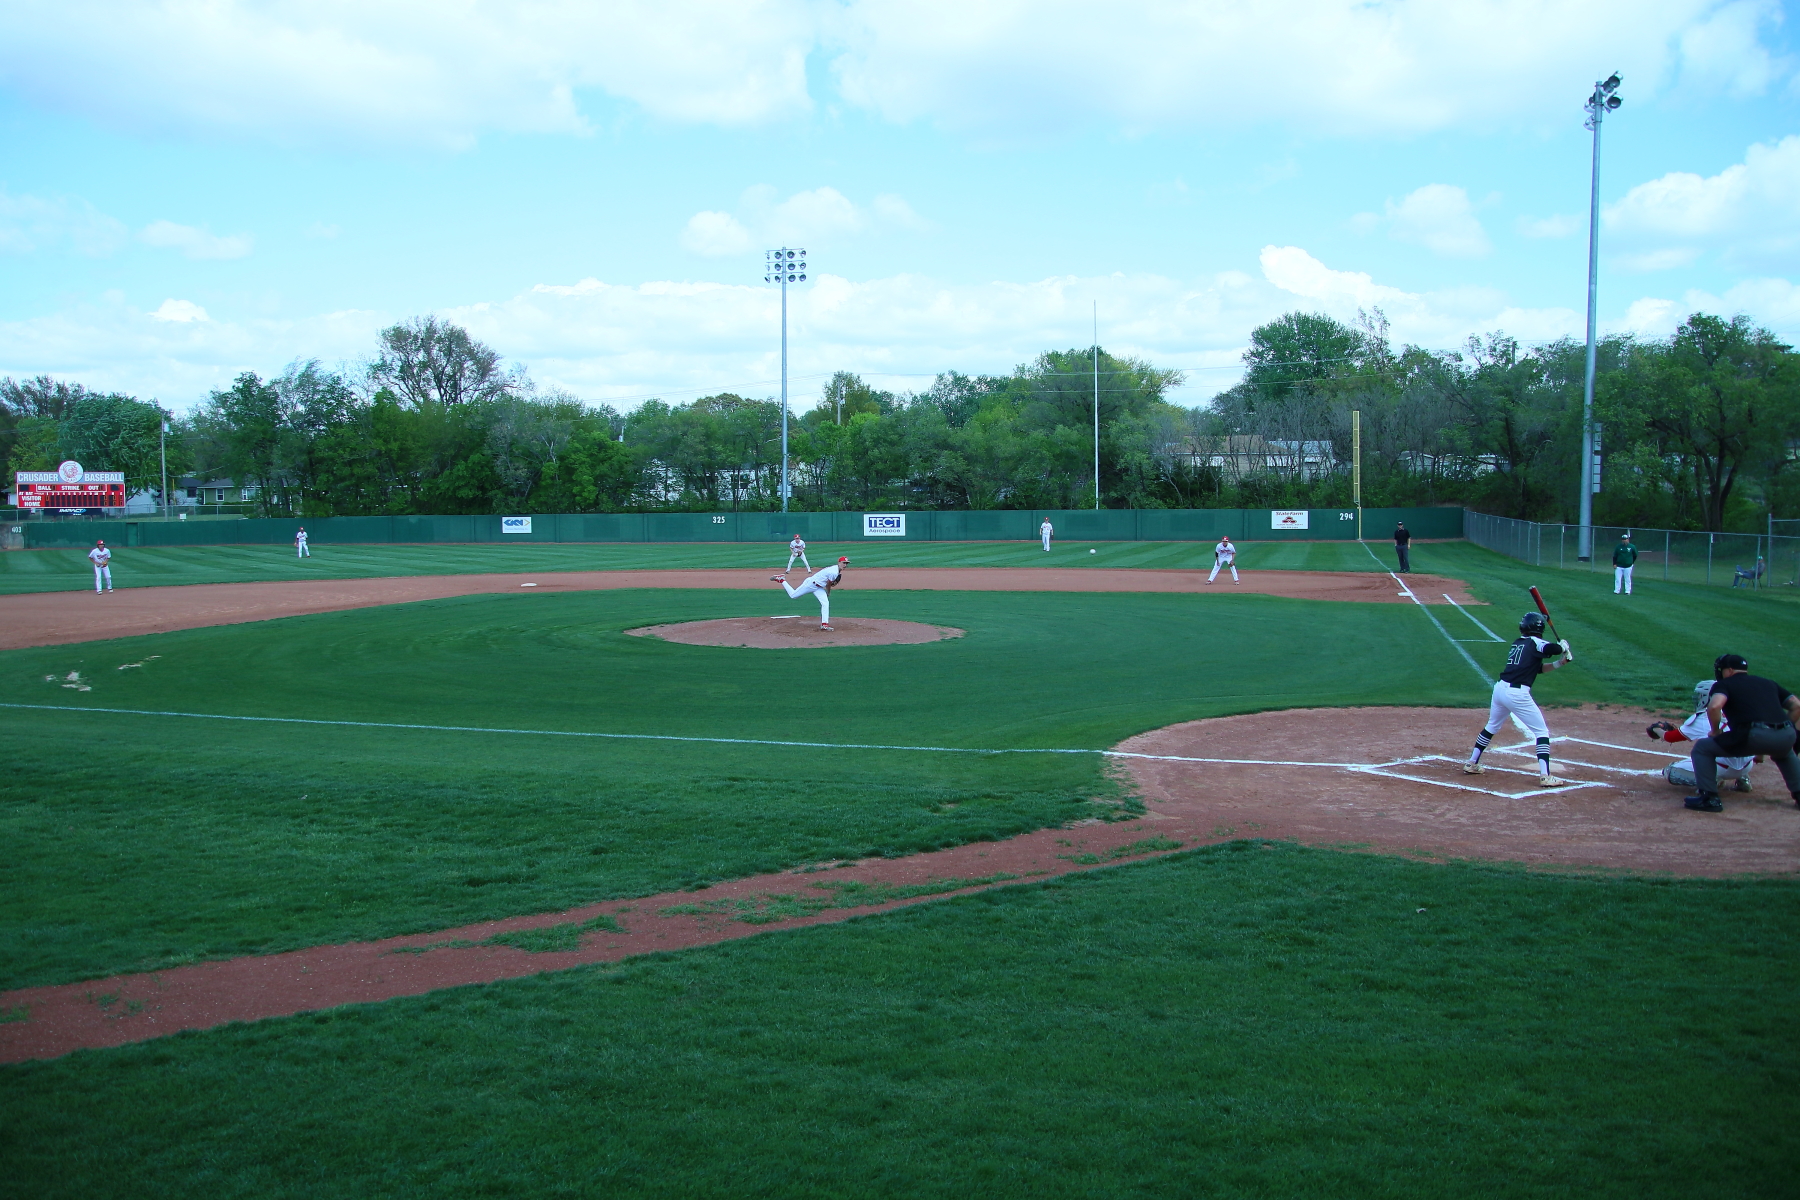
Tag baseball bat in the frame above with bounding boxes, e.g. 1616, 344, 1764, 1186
1527, 586, 1570, 659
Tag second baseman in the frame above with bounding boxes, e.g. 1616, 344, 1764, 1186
1207, 536, 1238, 583
785, 535, 810, 573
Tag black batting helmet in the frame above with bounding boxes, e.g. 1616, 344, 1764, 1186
1520, 612, 1546, 636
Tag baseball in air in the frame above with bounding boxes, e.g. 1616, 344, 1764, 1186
1089, 548, 1096, 554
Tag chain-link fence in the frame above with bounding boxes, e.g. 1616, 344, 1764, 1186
1465, 510, 1797, 589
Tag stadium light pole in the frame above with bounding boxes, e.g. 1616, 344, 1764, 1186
1092, 304, 1100, 511
764, 247, 807, 513
1578, 72, 1622, 562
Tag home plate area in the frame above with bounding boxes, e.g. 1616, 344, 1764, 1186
1114, 706, 1799, 877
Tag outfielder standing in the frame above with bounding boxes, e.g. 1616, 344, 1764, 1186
785, 535, 809, 573
772, 555, 848, 630
1462, 611, 1574, 786
1207, 535, 1238, 584
1612, 532, 1636, 594
87, 539, 113, 594
296, 527, 310, 558
1040, 518, 1054, 552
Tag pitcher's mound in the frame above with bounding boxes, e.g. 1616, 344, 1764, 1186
627, 617, 964, 649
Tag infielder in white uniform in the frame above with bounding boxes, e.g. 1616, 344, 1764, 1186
1207, 536, 1238, 583
1648, 681, 1755, 791
296, 527, 310, 558
1463, 611, 1573, 786
1040, 519, 1054, 552
785, 535, 809, 573
772, 556, 847, 629
88, 540, 113, 593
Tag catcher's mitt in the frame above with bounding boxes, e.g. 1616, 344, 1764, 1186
1646, 720, 1674, 741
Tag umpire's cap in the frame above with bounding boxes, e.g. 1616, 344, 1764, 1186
1714, 653, 1749, 677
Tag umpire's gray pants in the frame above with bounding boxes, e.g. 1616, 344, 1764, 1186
1693, 724, 1800, 794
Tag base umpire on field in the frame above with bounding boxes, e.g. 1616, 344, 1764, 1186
1685, 653, 1800, 813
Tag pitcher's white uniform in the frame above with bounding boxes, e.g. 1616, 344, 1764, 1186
778, 560, 842, 626
1040, 520, 1054, 551
296, 528, 310, 558
1208, 538, 1238, 583
87, 544, 113, 593
785, 536, 810, 572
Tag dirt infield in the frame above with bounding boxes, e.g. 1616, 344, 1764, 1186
0, 567, 1477, 650
628, 616, 964, 648
4, 702, 1789, 1063
1117, 705, 1800, 878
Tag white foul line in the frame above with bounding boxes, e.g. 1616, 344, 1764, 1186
1442, 595, 1504, 641
1358, 542, 1489, 686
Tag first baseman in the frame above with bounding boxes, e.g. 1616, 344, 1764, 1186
785, 535, 810, 573
88, 539, 113, 593
772, 556, 848, 629
1040, 519, 1054, 552
1207, 536, 1238, 583
296, 527, 310, 558
1463, 611, 1574, 786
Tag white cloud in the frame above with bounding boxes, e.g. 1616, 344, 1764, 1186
140, 220, 254, 260
1605, 135, 1800, 268
1675, 0, 1791, 98
1378, 184, 1492, 257
680, 186, 924, 256
0, 2, 1782, 147
1517, 214, 1582, 239
149, 299, 210, 323
0, 189, 127, 255
829, 0, 1775, 137
0, 0, 812, 149
680, 211, 754, 257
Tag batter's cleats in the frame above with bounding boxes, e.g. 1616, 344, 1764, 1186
1732, 777, 1752, 793
1684, 792, 1724, 813
1537, 774, 1570, 788
1461, 763, 1484, 775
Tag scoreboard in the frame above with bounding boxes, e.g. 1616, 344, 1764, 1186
14, 462, 126, 509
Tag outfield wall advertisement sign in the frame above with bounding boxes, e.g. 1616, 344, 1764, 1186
863, 513, 906, 536
501, 516, 533, 534
1271, 510, 1309, 530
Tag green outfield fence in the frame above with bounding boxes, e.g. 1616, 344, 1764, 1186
6, 507, 1462, 550
1464, 509, 1796, 590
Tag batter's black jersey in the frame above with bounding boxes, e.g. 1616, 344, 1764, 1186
1498, 636, 1562, 687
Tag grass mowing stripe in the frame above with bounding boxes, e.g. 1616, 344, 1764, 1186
1361, 539, 1490, 686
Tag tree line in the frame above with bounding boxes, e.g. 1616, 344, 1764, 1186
3, 309, 1794, 532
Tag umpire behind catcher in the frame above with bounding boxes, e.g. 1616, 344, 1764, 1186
1685, 653, 1800, 813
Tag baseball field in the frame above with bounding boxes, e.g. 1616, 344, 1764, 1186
1, 537, 1796, 1197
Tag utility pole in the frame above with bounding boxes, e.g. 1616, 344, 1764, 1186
1092, 304, 1100, 511
764, 248, 807, 513
1579, 72, 1622, 561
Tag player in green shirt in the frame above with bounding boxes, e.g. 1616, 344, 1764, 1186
1612, 532, 1638, 594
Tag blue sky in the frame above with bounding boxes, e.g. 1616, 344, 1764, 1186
2, 0, 1797, 414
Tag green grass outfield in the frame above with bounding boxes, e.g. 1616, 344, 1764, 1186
2, 542, 1796, 1195
0, 537, 1430, 593
4, 845, 1796, 1199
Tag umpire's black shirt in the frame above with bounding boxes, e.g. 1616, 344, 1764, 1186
1708, 674, 1796, 750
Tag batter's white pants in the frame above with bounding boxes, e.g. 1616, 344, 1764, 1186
297, 542, 310, 558
786, 551, 809, 571
93, 565, 112, 592
1042, 532, 1052, 551
1483, 682, 1550, 741
1614, 565, 1632, 593
1208, 560, 1237, 582
780, 578, 829, 624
